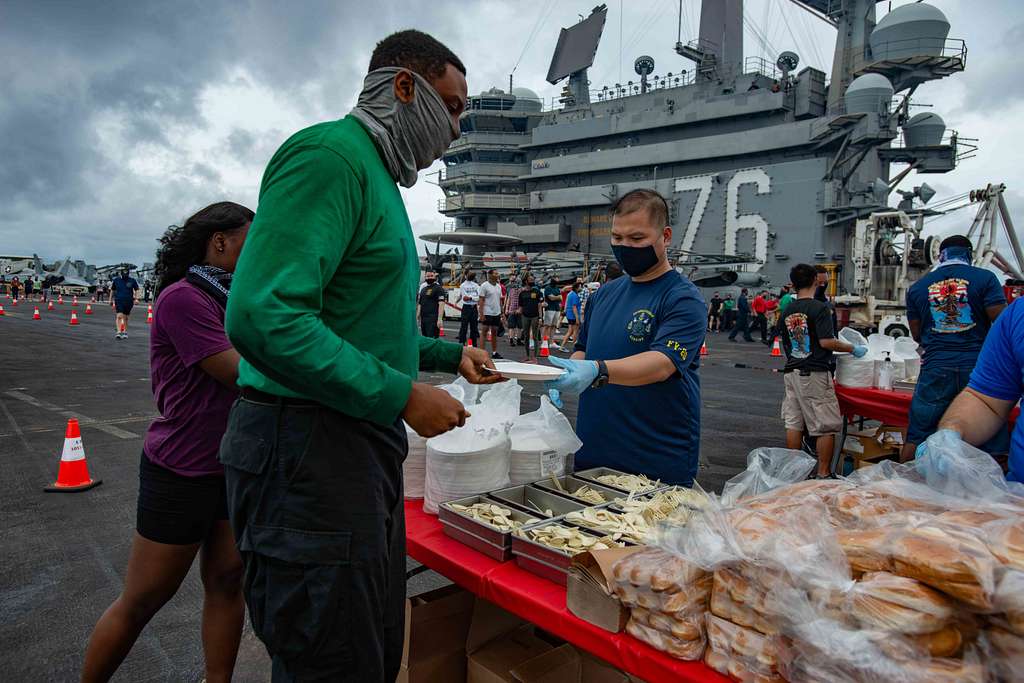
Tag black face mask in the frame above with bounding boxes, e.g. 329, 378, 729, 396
425, 279, 436, 285
611, 243, 660, 277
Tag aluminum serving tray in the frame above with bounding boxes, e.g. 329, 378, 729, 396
573, 466, 669, 495
486, 484, 587, 518
531, 475, 626, 506
438, 495, 543, 562
511, 519, 623, 586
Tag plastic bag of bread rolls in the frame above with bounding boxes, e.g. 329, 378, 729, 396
845, 571, 956, 635
719, 447, 816, 506
625, 616, 705, 660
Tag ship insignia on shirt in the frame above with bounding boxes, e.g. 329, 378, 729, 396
928, 278, 975, 333
626, 309, 655, 343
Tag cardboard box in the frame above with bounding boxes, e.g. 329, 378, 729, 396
566, 547, 641, 633
397, 585, 476, 683
467, 599, 554, 683
842, 424, 906, 468
511, 644, 630, 683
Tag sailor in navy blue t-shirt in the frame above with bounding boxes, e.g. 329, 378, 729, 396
903, 235, 1006, 459
544, 190, 706, 485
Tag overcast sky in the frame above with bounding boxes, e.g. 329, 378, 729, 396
1, 0, 1020, 268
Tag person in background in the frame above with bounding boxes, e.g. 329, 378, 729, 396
721, 293, 736, 331
82, 202, 253, 683
925, 297, 1024, 482
519, 273, 543, 361
416, 270, 446, 338
708, 292, 722, 332
728, 288, 754, 342
40, 276, 51, 303
578, 276, 594, 321
24, 276, 34, 301
558, 281, 582, 352
778, 285, 795, 315
478, 268, 504, 359
10, 276, 20, 301
751, 290, 769, 343
901, 235, 1007, 462
504, 272, 523, 347
545, 189, 706, 485
779, 263, 868, 478
542, 275, 562, 342
143, 280, 153, 303
111, 268, 140, 339
458, 270, 481, 347
218, 31, 501, 682
604, 261, 624, 281
814, 266, 830, 302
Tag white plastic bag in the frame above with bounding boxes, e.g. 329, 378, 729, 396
838, 327, 868, 348
404, 383, 469, 500
422, 380, 522, 513
835, 355, 875, 387
508, 395, 583, 484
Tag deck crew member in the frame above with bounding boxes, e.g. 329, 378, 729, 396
901, 235, 1007, 461
219, 31, 500, 682
545, 189, 707, 486
416, 270, 446, 338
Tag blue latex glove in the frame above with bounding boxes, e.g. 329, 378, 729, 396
548, 388, 563, 409
851, 345, 869, 358
915, 428, 962, 474
544, 355, 599, 396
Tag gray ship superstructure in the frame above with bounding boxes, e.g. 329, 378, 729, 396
427, 1, 969, 293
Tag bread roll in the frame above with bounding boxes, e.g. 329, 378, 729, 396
650, 552, 706, 592
906, 623, 963, 658
986, 518, 1024, 570
849, 572, 955, 634
703, 648, 730, 674
890, 526, 997, 610
899, 657, 985, 683
658, 574, 713, 614
834, 489, 939, 525
837, 528, 894, 574
626, 616, 705, 660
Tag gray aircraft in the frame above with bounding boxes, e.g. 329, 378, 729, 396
425, 1, 990, 309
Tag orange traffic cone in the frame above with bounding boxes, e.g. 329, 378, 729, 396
58, 295, 64, 305
0, 304, 4, 316
146, 309, 154, 324
72, 296, 78, 307
771, 339, 782, 357
45, 419, 102, 492
466, 337, 473, 347
700, 341, 708, 357
438, 324, 445, 337
69, 311, 80, 326
33, 307, 41, 320
90, 296, 95, 303
85, 303, 93, 315
147, 303, 153, 313
540, 336, 550, 358
47, 300, 54, 311
11, 298, 18, 306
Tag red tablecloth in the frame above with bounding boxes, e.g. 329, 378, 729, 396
836, 382, 1020, 431
835, 383, 913, 426
405, 501, 727, 683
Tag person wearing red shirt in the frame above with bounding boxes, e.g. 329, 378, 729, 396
751, 291, 769, 343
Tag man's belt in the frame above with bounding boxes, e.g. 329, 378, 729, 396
241, 387, 320, 407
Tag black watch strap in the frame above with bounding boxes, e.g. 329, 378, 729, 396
591, 360, 610, 388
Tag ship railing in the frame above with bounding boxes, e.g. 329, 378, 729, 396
448, 130, 529, 150
438, 194, 530, 212
440, 162, 527, 181
468, 95, 544, 112
863, 37, 967, 67
742, 56, 782, 81
584, 72, 697, 108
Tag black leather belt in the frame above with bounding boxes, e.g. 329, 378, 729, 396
241, 387, 320, 407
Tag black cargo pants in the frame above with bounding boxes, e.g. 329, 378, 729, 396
219, 395, 407, 682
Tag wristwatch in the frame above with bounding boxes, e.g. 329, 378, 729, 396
590, 360, 610, 389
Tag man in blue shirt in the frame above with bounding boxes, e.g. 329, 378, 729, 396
727, 288, 754, 342
110, 268, 139, 339
901, 235, 1006, 461
545, 189, 706, 485
923, 297, 1024, 483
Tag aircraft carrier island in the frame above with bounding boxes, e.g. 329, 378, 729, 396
425, 0, 983, 309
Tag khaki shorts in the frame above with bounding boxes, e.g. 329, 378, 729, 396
781, 371, 843, 436
543, 310, 560, 326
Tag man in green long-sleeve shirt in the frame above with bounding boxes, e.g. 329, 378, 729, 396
219, 31, 499, 682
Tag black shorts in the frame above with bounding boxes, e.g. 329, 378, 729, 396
137, 451, 228, 545
483, 314, 502, 327
115, 299, 134, 315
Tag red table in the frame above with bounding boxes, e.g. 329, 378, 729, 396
835, 383, 913, 427
405, 501, 727, 683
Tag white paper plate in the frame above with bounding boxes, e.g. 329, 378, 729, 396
485, 361, 566, 381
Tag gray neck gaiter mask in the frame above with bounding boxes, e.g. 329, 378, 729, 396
349, 67, 459, 188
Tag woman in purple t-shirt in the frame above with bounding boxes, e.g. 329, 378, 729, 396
83, 202, 253, 682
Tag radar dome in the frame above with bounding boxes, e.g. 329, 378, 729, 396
903, 112, 945, 147
510, 86, 542, 112
870, 3, 950, 61
844, 73, 894, 114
